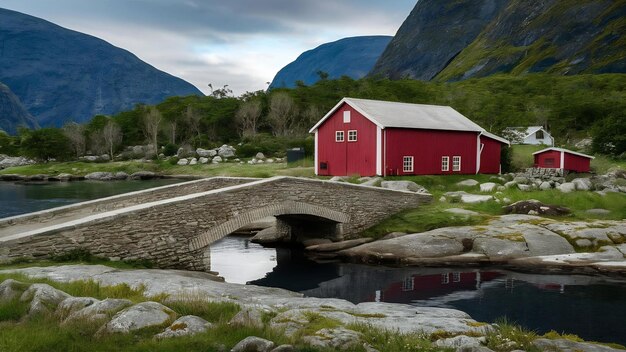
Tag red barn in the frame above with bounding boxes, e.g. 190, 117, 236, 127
533, 147, 594, 173
309, 98, 509, 176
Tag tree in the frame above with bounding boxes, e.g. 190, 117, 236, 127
0, 130, 19, 156
143, 106, 162, 155
235, 100, 262, 137
62, 122, 86, 157
20, 128, 72, 161
185, 105, 202, 140
592, 114, 626, 156
103, 119, 123, 159
267, 92, 296, 137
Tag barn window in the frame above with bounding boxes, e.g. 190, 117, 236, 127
452, 156, 461, 171
403, 156, 414, 173
536, 130, 544, 139
348, 130, 357, 142
441, 273, 450, 284
343, 111, 351, 123
453, 272, 461, 283
441, 156, 449, 172
335, 131, 344, 142
401, 277, 415, 292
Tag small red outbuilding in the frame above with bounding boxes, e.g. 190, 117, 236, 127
533, 147, 594, 173
309, 98, 510, 177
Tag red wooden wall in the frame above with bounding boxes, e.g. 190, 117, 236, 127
564, 153, 591, 172
534, 150, 561, 168
317, 103, 377, 176
384, 128, 478, 175
479, 136, 503, 174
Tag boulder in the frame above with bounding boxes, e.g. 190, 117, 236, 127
539, 181, 552, 190
513, 176, 529, 184
445, 208, 480, 216
114, 172, 129, 180
217, 145, 236, 158
533, 338, 622, 352
231, 336, 275, 352
557, 182, 576, 193
381, 181, 428, 193
130, 171, 158, 180
255, 152, 266, 160
444, 191, 493, 203
229, 308, 265, 329
155, 315, 212, 339
212, 156, 223, 163
84, 155, 99, 162
103, 301, 175, 333
0, 174, 26, 181
0, 155, 35, 169
189, 158, 198, 165
360, 177, 382, 187
0, 279, 29, 302
250, 227, 288, 244
270, 345, 295, 352
57, 297, 99, 318
435, 335, 484, 349
329, 176, 347, 182
306, 238, 374, 252
196, 148, 213, 158
177, 158, 189, 166
20, 283, 71, 315
479, 183, 497, 192
504, 181, 517, 188
572, 177, 593, 191
517, 184, 532, 191
457, 179, 479, 187
503, 200, 570, 216
199, 157, 209, 164
381, 232, 408, 240
85, 172, 114, 181
302, 328, 363, 351
66, 298, 132, 322
100, 154, 111, 161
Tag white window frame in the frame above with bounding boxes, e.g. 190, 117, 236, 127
401, 277, 415, 292
441, 273, 450, 284
403, 156, 414, 173
335, 131, 344, 142
453, 272, 461, 283
452, 156, 461, 172
343, 111, 351, 123
347, 130, 357, 142
441, 156, 449, 172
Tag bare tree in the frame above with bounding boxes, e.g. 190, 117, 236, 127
143, 106, 162, 155
89, 130, 107, 156
235, 100, 262, 137
62, 122, 86, 157
300, 105, 321, 135
267, 92, 296, 137
103, 120, 122, 159
185, 105, 202, 140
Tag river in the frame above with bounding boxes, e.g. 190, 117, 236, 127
1, 181, 625, 345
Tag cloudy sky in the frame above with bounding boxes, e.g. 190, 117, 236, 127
2, 0, 416, 95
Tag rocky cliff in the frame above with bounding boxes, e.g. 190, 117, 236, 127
0, 82, 37, 133
269, 36, 392, 89
0, 8, 203, 128
370, 0, 626, 81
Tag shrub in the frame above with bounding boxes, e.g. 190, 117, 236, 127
163, 143, 179, 157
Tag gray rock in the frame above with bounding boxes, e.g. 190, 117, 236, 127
445, 208, 480, 216
255, 152, 266, 160
217, 145, 236, 158
586, 209, 610, 215
177, 158, 189, 166
504, 181, 517, 188
558, 182, 576, 193
100, 154, 111, 161
85, 172, 114, 181
306, 238, 374, 252
439, 196, 447, 202
231, 336, 275, 352
189, 158, 198, 165
381, 232, 408, 240
360, 177, 382, 187
155, 315, 212, 339
199, 157, 210, 164
533, 338, 623, 352
250, 227, 288, 244
212, 156, 223, 163
479, 183, 497, 192
0, 279, 29, 302
0, 155, 35, 169
513, 176, 529, 184
20, 283, 71, 315
130, 171, 158, 180
539, 181, 552, 190
302, 328, 363, 351
114, 172, 129, 180
329, 176, 347, 182
266, 159, 274, 164
575, 239, 593, 247
435, 335, 483, 349
503, 200, 570, 216
84, 155, 99, 162
444, 191, 493, 203
229, 308, 265, 329
66, 298, 133, 322
57, 297, 99, 317
196, 148, 213, 158
572, 178, 593, 191
55, 173, 74, 181
104, 301, 175, 333
270, 345, 295, 352
473, 237, 530, 260
457, 179, 479, 187
517, 184, 532, 191
381, 181, 428, 193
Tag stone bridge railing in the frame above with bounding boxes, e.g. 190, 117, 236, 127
0, 176, 431, 271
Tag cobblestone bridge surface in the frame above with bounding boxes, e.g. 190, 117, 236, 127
0, 176, 431, 271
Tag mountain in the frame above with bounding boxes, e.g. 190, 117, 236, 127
269, 36, 392, 89
370, 0, 626, 81
0, 82, 37, 134
0, 8, 203, 128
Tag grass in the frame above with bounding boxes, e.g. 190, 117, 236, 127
350, 323, 446, 352
0, 248, 156, 271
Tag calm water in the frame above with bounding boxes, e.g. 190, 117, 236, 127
211, 235, 626, 345
0, 179, 181, 218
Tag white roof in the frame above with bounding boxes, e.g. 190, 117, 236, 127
532, 147, 594, 159
310, 98, 486, 133
504, 126, 550, 139
481, 130, 510, 145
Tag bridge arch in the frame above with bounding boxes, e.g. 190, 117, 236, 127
189, 201, 350, 251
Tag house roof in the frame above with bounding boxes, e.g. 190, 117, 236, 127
504, 126, 550, 139
481, 130, 510, 145
532, 147, 594, 159
310, 97, 487, 133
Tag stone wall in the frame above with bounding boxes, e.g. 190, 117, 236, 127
0, 177, 431, 271
524, 168, 565, 179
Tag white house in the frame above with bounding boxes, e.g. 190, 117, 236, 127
502, 126, 554, 146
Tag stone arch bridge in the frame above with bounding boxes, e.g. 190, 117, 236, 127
0, 176, 431, 271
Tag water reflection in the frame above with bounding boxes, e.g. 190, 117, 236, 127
211, 235, 626, 345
